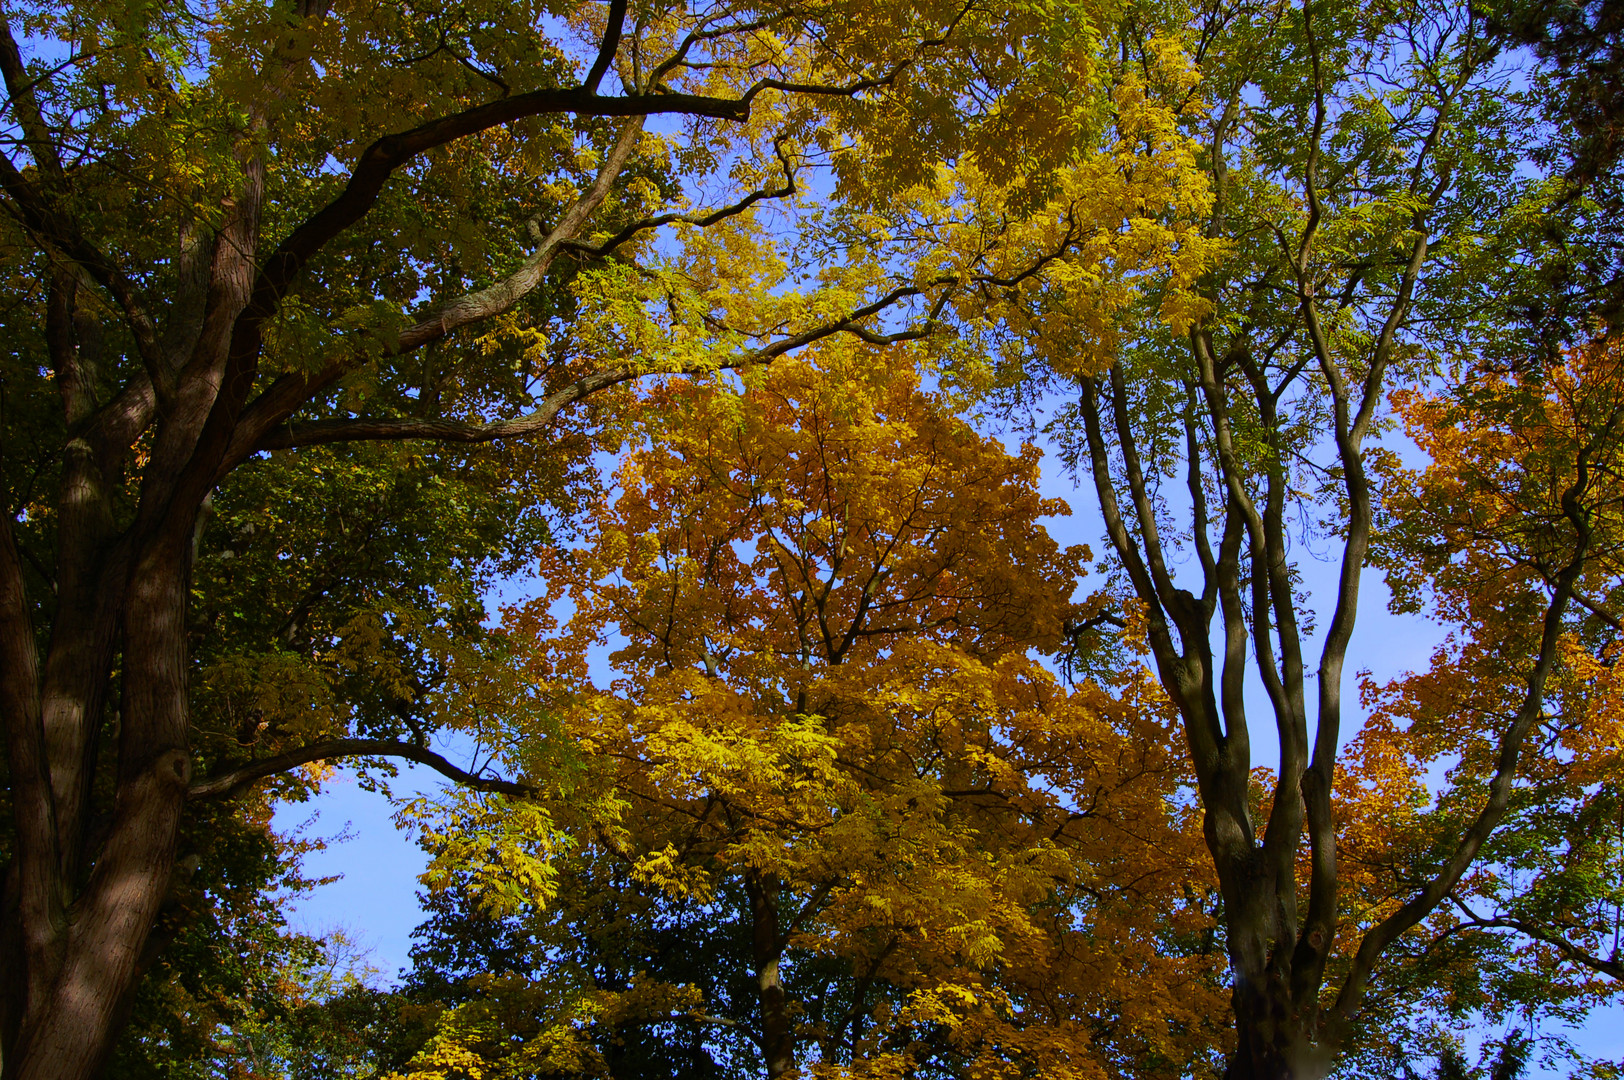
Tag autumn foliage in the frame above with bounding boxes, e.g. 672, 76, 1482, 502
5, 0, 1624, 1073
396, 349, 1224, 1078
1339, 339, 1624, 1047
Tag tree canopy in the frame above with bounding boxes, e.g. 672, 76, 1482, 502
2, 0, 1622, 1075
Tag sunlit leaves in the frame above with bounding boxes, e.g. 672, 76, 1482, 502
397, 345, 1222, 1077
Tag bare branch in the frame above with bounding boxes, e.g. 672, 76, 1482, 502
1077, 375, 1221, 757
187, 738, 536, 800
1108, 361, 1193, 629
583, 0, 628, 93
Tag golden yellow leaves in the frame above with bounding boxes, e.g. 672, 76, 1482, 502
922, 43, 1220, 388
541, 24, 1220, 398
416, 798, 570, 918
395, 343, 1221, 1077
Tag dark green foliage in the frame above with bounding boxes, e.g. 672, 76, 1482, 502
1400, 1029, 1533, 1080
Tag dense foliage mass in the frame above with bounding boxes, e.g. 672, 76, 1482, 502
1, 0, 1622, 1075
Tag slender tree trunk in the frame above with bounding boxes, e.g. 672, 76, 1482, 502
747, 874, 796, 1079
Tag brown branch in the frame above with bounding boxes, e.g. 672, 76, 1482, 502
187, 738, 536, 800
1569, 587, 1624, 632
1077, 375, 1224, 765
253, 280, 946, 451
0, 510, 65, 1016
248, 90, 752, 326
583, 0, 628, 94
1454, 910, 1623, 980
392, 116, 647, 355
1184, 383, 1219, 613
1189, 328, 1276, 757
778, 878, 838, 952
1295, 0, 1327, 273
227, 128, 933, 468
1331, 416, 1614, 1032
1108, 362, 1193, 632
562, 135, 798, 260
0, 153, 167, 401
0, 22, 170, 401
0, 21, 62, 174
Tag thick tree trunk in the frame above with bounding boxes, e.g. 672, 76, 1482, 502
0, 230, 225, 1080
1224, 972, 1332, 1080
3, 531, 195, 1080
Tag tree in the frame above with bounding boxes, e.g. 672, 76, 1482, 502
1400, 1029, 1532, 1080
395, 346, 1227, 1080
1337, 339, 1624, 1070
0, 0, 1164, 1074
1031, 0, 1624, 1074
104, 798, 378, 1080
1482, 0, 1624, 339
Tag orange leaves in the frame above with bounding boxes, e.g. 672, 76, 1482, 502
542, 343, 1087, 687
442, 343, 1222, 1077
1377, 336, 1624, 766
1385, 337, 1624, 625
1339, 336, 1624, 1024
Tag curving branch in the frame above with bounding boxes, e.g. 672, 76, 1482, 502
393, 116, 648, 355
247, 87, 751, 322
255, 366, 636, 450
1453, 909, 1623, 980
187, 738, 536, 800
0, 23, 168, 398
254, 279, 951, 451
249, 49, 953, 326
583, 0, 628, 94
563, 134, 798, 261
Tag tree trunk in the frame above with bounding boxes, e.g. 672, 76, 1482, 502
747, 875, 796, 1080
2, 528, 196, 1080
1224, 971, 1332, 1080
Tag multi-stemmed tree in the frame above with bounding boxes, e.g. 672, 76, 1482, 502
1043, 1, 1624, 1074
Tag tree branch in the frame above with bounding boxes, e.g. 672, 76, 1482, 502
0, 155, 167, 402
0, 509, 66, 1013
0, 22, 170, 402
392, 116, 648, 355
187, 738, 536, 800
561, 134, 798, 261
1454, 910, 1623, 980
248, 88, 752, 323
253, 280, 948, 451
583, 0, 628, 94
